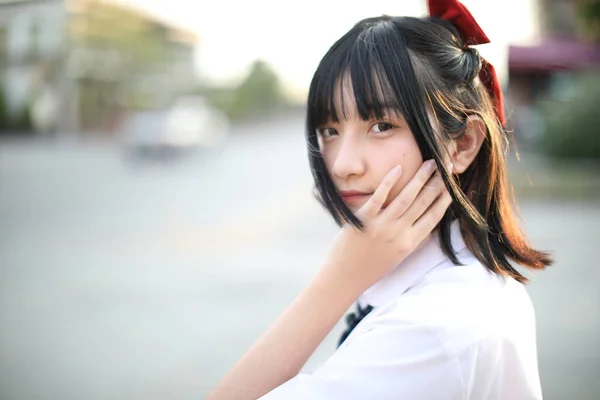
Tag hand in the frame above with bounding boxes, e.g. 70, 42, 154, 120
324, 159, 453, 294
207, 160, 453, 400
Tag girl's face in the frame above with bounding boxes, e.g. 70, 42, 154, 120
317, 83, 424, 211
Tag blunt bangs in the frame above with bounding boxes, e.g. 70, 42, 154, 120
308, 16, 433, 140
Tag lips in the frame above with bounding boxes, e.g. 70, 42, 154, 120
339, 190, 372, 204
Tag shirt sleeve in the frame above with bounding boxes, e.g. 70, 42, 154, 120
259, 319, 465, 400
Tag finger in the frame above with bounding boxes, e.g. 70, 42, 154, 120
382, 159, 437, 219
400, 172, 446, 225
358, 165, 402, 218
412, 190, 453, 235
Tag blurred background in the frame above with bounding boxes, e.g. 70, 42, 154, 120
0, 0, 599, 399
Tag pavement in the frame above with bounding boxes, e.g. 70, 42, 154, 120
0, 113, 598, 399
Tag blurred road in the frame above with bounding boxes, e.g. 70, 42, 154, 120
1, 113, 598, 400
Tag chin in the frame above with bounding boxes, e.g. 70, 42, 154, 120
343, 203, 360, 212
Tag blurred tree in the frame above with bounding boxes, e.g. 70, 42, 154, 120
576, 0, 600, 40
0, 79, 32, 132
13, 102, 33, 132
198, 85, 235, 112
539, 73, 600, 159
0, 79, 7, 130
539, 0, 579, 36
226, 60, 287, 120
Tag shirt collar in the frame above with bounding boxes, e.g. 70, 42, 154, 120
358, 220, 467, 308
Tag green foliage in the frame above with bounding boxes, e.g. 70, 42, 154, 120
202, 60, 287, 120
0, 79, 32, 132
0, 80, 7, 130
20, 106, 32, 130
197, 85, 235, 114
12, 102, 33, 132
1, 101, 33, 134
577, 0, 600, 40
539, 74, 600, 159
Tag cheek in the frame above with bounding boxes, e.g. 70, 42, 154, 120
320, 147, 335, 172
376, 136, 423, 205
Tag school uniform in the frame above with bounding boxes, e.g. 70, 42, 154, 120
260, 220, 543, 400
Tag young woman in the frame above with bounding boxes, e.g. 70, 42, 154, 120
208, 0, 552, 398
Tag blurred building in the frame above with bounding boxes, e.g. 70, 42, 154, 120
0, 0, 198, 134
506, 0, 600, 142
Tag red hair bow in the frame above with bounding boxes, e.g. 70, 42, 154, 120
428, 0, 506, 126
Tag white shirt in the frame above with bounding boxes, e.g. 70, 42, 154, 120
261, 221, 542, 399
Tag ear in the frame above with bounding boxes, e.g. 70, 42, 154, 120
448, 115, 486, 174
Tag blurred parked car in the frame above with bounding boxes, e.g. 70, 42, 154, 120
120, 96, 230, 158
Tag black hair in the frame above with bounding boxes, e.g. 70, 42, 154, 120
306, 15, 552, 283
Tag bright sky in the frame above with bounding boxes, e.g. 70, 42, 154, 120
116, 0, 540, 99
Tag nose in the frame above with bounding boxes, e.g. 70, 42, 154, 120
331, 136, 366, 180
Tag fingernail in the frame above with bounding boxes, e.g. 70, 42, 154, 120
394, 165, 402, 174
446, 162, 454, 171
426, 159, 436, 171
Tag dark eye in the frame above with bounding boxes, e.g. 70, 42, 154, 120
371, 123, 394, 133
317, 128, 338, 138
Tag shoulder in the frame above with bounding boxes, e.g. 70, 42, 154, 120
365, 250, 537, 354
344, 254, 541, 398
